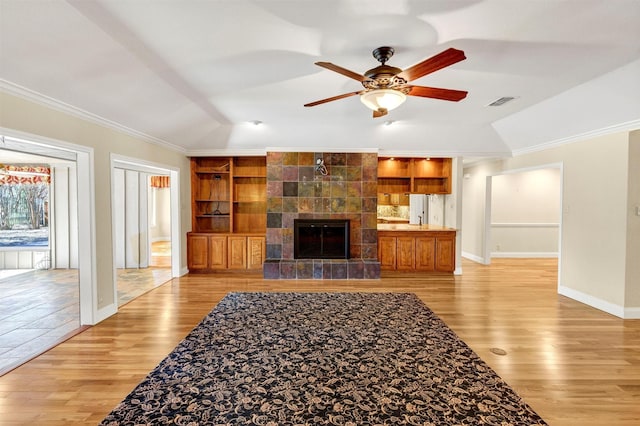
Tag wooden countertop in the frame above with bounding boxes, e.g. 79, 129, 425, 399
377, 223, 457, 232
377, 216, 410, 223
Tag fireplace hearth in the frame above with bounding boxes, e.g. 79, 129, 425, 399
294, 219, 350, 259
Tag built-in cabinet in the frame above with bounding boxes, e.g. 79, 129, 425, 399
187, 233, 266, 271
378, 229, 455, 272
188, 156, 266, 271
377, 157, 451, 205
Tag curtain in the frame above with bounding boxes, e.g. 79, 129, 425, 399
0, 165, 50, 184
150, 175, 170, 188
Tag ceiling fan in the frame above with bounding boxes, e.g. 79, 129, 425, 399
304, 46, 468, 118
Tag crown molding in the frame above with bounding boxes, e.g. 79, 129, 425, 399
186, 148, 268, 157
0, 79, 186, 154
512, 119, 640, 157
264, 147, 380, 153
377, 150, 510, 159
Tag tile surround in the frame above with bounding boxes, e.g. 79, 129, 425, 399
264, 151, 380, 279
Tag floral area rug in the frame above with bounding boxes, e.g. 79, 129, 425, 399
101, 292, 547, 425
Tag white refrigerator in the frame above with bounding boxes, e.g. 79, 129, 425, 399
409, 194, 444, 226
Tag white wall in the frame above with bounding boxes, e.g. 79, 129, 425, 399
625, 131, 640, 309
150, 187, 171, 241
461, 159, 501, 263
0, 91, 191, 315
463, 131, 637, 317
451, 157, 464, 275
491, 168, 561, 257
0, 250, 49, 269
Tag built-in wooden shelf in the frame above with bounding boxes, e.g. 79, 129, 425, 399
377, 157, 452, 203
188, 156, 267, 271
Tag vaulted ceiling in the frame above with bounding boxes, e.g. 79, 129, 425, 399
1, 0, 639, 158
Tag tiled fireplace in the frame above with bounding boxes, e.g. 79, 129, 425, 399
262, 151, 381, 279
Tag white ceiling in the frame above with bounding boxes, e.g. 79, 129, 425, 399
1, 0, 639, 158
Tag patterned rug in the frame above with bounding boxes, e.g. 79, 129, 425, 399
101, 292, 547, 425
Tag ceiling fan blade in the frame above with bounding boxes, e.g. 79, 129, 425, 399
407, 85, 468, 102
398, 48, 466, 82
373, 108, 388, 118
315, 62, 370, 82
304, 91, 363, 107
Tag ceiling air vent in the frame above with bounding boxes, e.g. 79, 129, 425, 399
487, 96, 516, 106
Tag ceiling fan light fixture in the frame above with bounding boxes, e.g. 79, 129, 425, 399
360, 89, 406, 112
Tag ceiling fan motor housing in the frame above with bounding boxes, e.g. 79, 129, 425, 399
362, 69, 407, 91
363, 46, 408, 92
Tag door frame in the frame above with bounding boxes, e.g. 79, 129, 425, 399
1, 128, 97, 325
483, 162, 564, 287
110, 154, 181, 306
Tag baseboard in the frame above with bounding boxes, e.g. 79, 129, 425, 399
179, 266, 189, 276
624, 307, 640, 319
462, 251, 486, 264
558, 285, 630, 318
491, 252, 558, 258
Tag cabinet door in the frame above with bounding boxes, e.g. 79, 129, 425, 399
378, 236, 397, 270
415, 236, 436, 271
208, 235, 228, 269
187, 234, 209, 270
396, 237, 416, 270
435, 236, 455, 272
247, 236, 266, 269
227, 236, 247, 269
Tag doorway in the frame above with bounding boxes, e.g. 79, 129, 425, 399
110, 155, 180, 307
0, 132, 95, 375
484, 164, 563, 272
149, 177, 172, 268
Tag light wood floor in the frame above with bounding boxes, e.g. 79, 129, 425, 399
0, 258, 638, 425
0, 267, 173, 376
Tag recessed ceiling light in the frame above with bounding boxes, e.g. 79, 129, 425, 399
250, 120, 263, 125
383, 120, 395, 126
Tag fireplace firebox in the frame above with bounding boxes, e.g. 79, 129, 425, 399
294, 219, 350, 259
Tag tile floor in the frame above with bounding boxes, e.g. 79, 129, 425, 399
117, 267, 173, 306
0, 241, 172, 376
0, 269, 80, 375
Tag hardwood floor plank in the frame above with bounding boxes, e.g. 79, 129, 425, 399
0, 258, 639, 425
